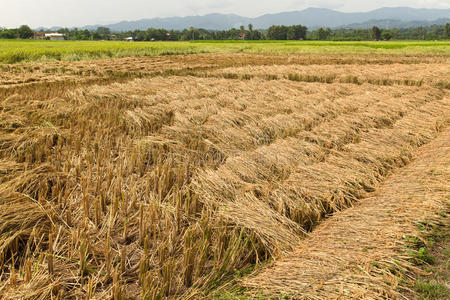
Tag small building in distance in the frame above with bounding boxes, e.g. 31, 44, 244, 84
124, 37, 134, 42
45, 33, 66, 40
33, 32, 46, 40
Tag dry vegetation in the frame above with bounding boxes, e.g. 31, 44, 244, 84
244, 130, 450, 299
0, 52, 449, 299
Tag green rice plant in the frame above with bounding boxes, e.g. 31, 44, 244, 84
415, 281, 449, 300
1, 40, 449, 64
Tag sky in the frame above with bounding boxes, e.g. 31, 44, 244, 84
1, 0, 449, 28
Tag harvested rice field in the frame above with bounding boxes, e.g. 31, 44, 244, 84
243, 130, 450, 299
0, 50, 449, 299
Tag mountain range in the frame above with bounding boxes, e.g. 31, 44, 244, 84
39, 7, 450, 31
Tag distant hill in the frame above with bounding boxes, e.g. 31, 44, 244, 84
251, 7, 450, 29
94, 14, 251, 32
38, 7, 450, 31
342, 18, 450, 29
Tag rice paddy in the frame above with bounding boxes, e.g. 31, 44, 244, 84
0, 45, 449, 299
1, 40, 450, 64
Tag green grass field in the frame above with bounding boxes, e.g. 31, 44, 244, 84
0, 39, 449, 63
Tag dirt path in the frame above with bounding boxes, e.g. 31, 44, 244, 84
243, 129, 450, 299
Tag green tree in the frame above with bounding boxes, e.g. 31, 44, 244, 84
267, 25, 288, 40
135, 31, 146, 41
317, 27, 330, 40
0, 29, 17, 39
444, 23, 450, 39
92, 32, 102, 40
286, 25, 307, 40
18, 25, 34, 39
372, 26, 381, 41
96, 27, 111, 35
390, 29, 400, 40
382, 30, 393, 41
79, 29, 92, 40
251, 30, 263, 40
188, 27, 200, 40
417, 27, 427, 40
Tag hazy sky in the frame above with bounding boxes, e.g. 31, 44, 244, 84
1, 0, 449, 28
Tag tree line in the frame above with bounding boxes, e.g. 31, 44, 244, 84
310, 24, 450, 41
1, 24, 449, 41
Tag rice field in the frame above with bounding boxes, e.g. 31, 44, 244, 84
1, 40, 450, 64
0, 48, 449, 299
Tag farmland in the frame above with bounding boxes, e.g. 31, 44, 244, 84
0, 42, 449, 299
1, 40, 450, 64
